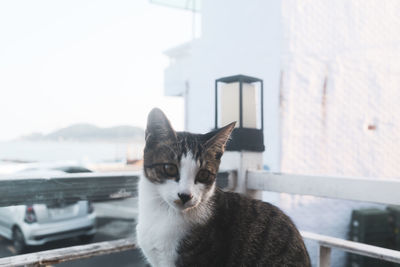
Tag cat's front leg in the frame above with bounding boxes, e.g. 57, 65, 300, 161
137, 223, 176, 267
136, 223, 157, 267
139, 246, 175, 267
157, 255, 176, 267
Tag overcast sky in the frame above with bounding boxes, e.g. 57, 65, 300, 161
0, 0, 192, 141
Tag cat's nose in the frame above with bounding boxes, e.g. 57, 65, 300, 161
177, 193, 193, 204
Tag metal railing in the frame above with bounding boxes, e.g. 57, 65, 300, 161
301, 231, 400, 267
0, 171, 400, 266
247, 171, 400, 267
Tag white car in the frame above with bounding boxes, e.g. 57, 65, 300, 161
0, 166, 96, 254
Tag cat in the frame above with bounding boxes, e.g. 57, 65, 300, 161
136, 108, 310, 267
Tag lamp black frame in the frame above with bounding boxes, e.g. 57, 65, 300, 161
215, 74, 265, 152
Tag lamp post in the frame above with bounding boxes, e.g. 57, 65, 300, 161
215, 74, 264, 198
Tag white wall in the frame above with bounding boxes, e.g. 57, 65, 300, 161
279, 1, 400, 266
281, 0, 400, 178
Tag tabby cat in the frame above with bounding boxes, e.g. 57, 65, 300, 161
136, 108, 310, 267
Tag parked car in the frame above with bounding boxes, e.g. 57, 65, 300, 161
0, 166, 96, 254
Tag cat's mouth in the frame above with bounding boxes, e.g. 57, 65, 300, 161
173, 199, 198, 211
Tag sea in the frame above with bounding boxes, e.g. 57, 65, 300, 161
0, 140, 144, 174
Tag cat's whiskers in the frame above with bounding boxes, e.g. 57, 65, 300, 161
180, 196, 214, 225
145, 195, 163, 202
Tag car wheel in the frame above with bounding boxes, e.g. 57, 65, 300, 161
12, 227, 26, 254
79, 234, 95, 243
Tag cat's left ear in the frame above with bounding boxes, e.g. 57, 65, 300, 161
145, 108, 177, 145
204, 122, 236, 157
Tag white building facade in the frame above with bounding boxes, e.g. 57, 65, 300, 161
163, 1, 400, 266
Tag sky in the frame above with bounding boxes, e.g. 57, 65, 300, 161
0, 0, 193, 141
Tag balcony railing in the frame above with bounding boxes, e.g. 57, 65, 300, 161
0, 171, 400, 267
247, 171, 400, 267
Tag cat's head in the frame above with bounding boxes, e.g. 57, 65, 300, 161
143, 108, 235, 212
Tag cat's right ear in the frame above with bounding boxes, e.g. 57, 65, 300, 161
145, 108, 177, 145
204, 122, 236, 156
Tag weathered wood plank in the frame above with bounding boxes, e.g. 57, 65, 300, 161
0, 238, 136, 267
302, 231, 400, 263
0, 172, 140, 207
247, 171, 400, 205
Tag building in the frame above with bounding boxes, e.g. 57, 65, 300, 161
160, 0, 400, 266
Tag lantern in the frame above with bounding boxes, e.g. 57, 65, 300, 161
215, 74, 264, 152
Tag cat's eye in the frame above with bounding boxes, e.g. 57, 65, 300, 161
163, 164, 178, 177
196, 169, 212, 183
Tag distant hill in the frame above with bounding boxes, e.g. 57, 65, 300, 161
20, 123, 144, 142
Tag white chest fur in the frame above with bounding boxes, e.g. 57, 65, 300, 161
136, 177, 189, 267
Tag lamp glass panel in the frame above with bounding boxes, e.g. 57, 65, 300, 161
242, 83, 257, 128
219, 82, 239, 128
